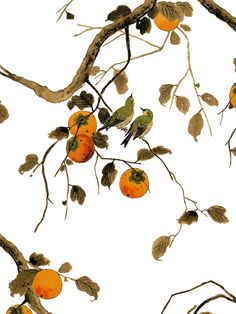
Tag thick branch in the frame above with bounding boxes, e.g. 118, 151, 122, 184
0, 234, 49, 314
197, 0, 236, 31
0, 0, 157, 103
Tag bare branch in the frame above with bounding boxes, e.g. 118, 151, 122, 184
197, 0, 236, 31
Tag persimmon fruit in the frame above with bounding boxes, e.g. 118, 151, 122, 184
6, 305, 32, 314
31, 269, 62, 300
67, 134, 95, 163
229, 83, 236, 108
154, 13, 179, 31
68, 111, 97, 137
119, 168, 149, 198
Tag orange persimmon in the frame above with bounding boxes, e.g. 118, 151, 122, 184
6, 304, 33, 314
31, 269, 62, 300
119, 168, 149, 198
67, 134, 95, 163
154, 12, 179, 31
229, 83, 236, 108
68, 111, 97, 137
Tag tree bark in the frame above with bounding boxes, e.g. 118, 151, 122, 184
197, 0, 236, 31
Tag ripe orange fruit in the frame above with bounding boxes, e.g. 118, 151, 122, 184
31, 269, 62, 300
154, 12, 179, 31
229, 83, 236, 108
67, 134, 95, 163
68, 111, 97, 137
119, 168, 149, 198
6, 304, 32, 314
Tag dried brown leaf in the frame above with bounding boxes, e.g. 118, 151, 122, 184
152, 236, 171, 261
176, 96, 190, 114
157, 1, 183, 21
180, 24, 191, 31
159, 84, 174, 105
137, 148, 154, 161
136, 17, 152, 35
176, 1, 193, 17
101, 162, 118, 189
0, 103, 9, 123
9, 269, 38, 296
178, 211, 198, 225
106, 5, 131, 21
147, 5, 159, 19
18, 154, 39, 175
188, 111, 204, 142
201, 93, 218, 106
92, 131, 109, 149
75, 276, 100, 300
58, 262, 73, 273
90, 66, 100, 76
152, 145, 172, 155
170, 31, 181, 45
66, 12, 75, 20
113, 69, 128, 94
207, 206, 229, 224
98, 107, 110, 125
67, 91, 94, 110
199, 312, 213, 314
66, 159, 73, 165
70, 185, 86, 205
29, 252, 50, 266
48, 126, 69, 140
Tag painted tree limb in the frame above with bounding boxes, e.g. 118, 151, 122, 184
197, 0, 236, 31
0, 0, 157, 104
0, 234, 49, 314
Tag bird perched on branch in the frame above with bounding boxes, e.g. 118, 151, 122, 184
98, 94, 134, 132
121, 108, 153, 147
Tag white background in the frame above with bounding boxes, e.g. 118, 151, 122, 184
0, 0, 236, 313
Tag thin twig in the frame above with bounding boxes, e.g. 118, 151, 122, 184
64, 163, 70, 220
56, 0, 74, 22
169, 68, 189, 110
178, 27, 212, 136
193, 294, 235, 314
34, 141, 59, 233
225, 127, 236, 167
86, 79, 113, 112
94, 153, 100, 195
187, 305, 197, 314
95, 149, 140, 166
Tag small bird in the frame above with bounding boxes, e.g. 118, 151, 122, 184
121, 108, 153, 147
98, 94, 134, 132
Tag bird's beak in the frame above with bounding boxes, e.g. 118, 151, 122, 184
130, 93, 133, 98
140, 107, 144, 111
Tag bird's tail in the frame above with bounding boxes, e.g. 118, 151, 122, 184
97, 125, 107, 132
121, 132, 132, 148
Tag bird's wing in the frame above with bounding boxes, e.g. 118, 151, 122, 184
107, 113, 125, 128
133, 118, 148, 139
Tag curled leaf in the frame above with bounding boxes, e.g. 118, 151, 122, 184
9, 269, 38, 296
159, 84, 174, 105
137, 149, 154, 161
75, 276, 100, 300
58, 262, 73, 273
157, 1, 183, 21
178, 211, 198, 225
67, 91, 94, 110
70, 185, 86, 205
98, 107, 110, 125
90, 66, 100, 76
136, 17, 152, 35
106, 5, 131, 21
92, 131, 109, 149
101, 162, 118, 189
48, 126, 69, 140
29, 252, 50, 266
201, 93, 218, 106
180, 24, 191, 31
152, 236, 171, 261
170, 31, 181, 45
152, 145, 172, 155
176, 1, 193, 17
207, 206, 229, 224
113, 69, 128, 94
0, 103, 9, 123
175, 96, 190, 114
188, 111, 204, 142
18, 154, 39, 175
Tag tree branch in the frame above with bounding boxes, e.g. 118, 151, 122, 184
0, 0, 157, 103
197, 0, 236, 31
0, 234, 49, 314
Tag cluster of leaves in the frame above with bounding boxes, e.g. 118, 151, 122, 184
9, 252, 100, 300
0, 100, 9, 124
152, 205, 229, 261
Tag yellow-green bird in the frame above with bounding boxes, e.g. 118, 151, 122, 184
98, 94, 134, 132
121, 108, 153, 147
